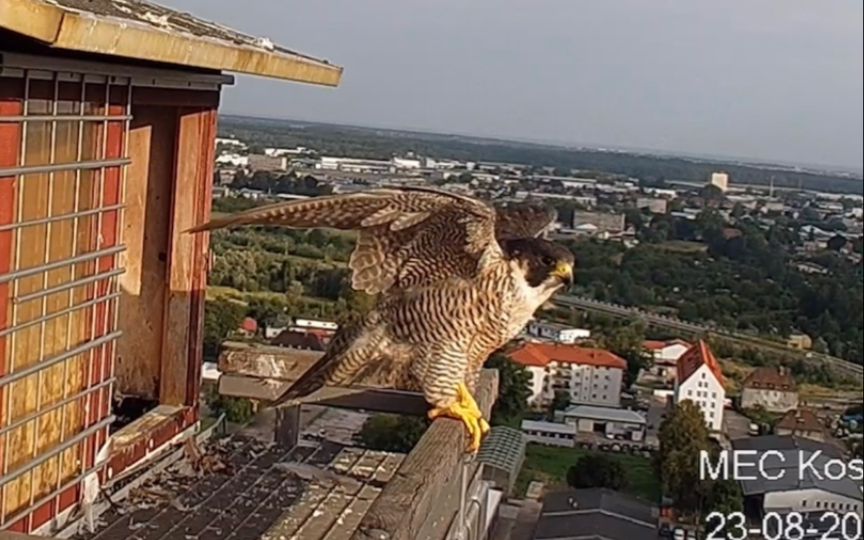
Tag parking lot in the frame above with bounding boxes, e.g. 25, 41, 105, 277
644, 394, 670, 448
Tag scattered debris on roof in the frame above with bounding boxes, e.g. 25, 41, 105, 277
73, 435, 404, 540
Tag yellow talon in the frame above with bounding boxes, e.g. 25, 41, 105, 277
478, 417, 490, 435
457, 382, 489, 434
427, 382, 491, 453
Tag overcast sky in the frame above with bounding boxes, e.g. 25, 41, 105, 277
167, 0, 863, 172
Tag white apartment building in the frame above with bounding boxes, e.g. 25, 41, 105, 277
643, 338, 691, 382
520, 420, 577, 447
508, 343, 626, 408
643, 339, 691, 363
392, 157, 421, 169
709, 171, 730, 192
215, 153, 249, 167
525, 320, 591, 344
673, 341, 726, 432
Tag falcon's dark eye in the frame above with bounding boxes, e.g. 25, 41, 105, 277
541, 256, 555, 266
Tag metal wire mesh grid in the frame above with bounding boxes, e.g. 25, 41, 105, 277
0, 67, 132, 532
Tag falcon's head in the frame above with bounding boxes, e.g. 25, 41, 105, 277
502, 238, 575, 291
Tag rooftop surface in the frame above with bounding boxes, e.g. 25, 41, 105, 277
72, 435, 403, 540
508, 342, 626, 370
476, 426, 525, 475
731, 434, 843, 456
676, 340, 723, 384
1, 0, 343, 85
742, 366, 797, 391
642, 339, 691, 351
534, 488, 659, 540
775, 408, 825, 434
730, 436, 861, 500
562, 405, 647, 425
521, 420, 576, 435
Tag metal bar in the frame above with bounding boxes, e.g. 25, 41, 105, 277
0, 331, 122, 390
1, 460, 105, 532
0, 115, 131, 123
0, 203, 125, 233
0, 157, 131, 178
103, 80, 133, 449
0, 291, 121, 339
26, 74, 61, 528
0, 378, 115, 439
0, 245, 124, 285
0, 416, 115, 489
90, 79, 117, 472
54, 78, 88, 522
13, 267, 124, 304
1, 68, 31, 526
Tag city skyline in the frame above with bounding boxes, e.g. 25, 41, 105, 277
221, 113, 864, 178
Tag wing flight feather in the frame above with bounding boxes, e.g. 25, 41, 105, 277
189, 187, 503, 295
494, 201, 557, 240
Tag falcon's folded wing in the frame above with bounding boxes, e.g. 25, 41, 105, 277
494, 201, 557, 240
189, 186, 503, 295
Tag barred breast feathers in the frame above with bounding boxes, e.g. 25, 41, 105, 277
376, 262, 519, 347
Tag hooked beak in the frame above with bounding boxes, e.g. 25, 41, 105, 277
552, 261, 573, 288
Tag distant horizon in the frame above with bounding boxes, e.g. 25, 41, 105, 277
165, 0, 861, 173
220, 112, 865, 180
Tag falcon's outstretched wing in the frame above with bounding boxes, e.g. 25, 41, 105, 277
189, 187, 503, 295
494, 201, 557, 240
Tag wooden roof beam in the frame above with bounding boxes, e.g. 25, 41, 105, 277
0, 0, 343, 86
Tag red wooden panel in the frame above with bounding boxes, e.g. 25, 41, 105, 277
0, 76, 138, 536
0, 78, 23, 506
28, 500, 51, 533
105, 406, 196, 480
0, 78, 23, 377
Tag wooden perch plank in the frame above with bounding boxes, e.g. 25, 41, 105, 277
218, 373, 290, 401
218, 374, 430, 417
218, 341, 323, 380
350, 369, 499, 540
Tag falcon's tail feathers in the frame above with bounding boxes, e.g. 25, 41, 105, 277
268, 323, 389, 410
269, 367, 328, 409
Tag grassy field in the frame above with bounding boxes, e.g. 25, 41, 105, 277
205, 285, 338, 311
514, 443, 660, 502
206, 285, 286, 303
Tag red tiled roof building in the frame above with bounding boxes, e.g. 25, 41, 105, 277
673, 340, 726, 432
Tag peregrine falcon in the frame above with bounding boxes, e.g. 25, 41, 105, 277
189, 187, 574, 451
